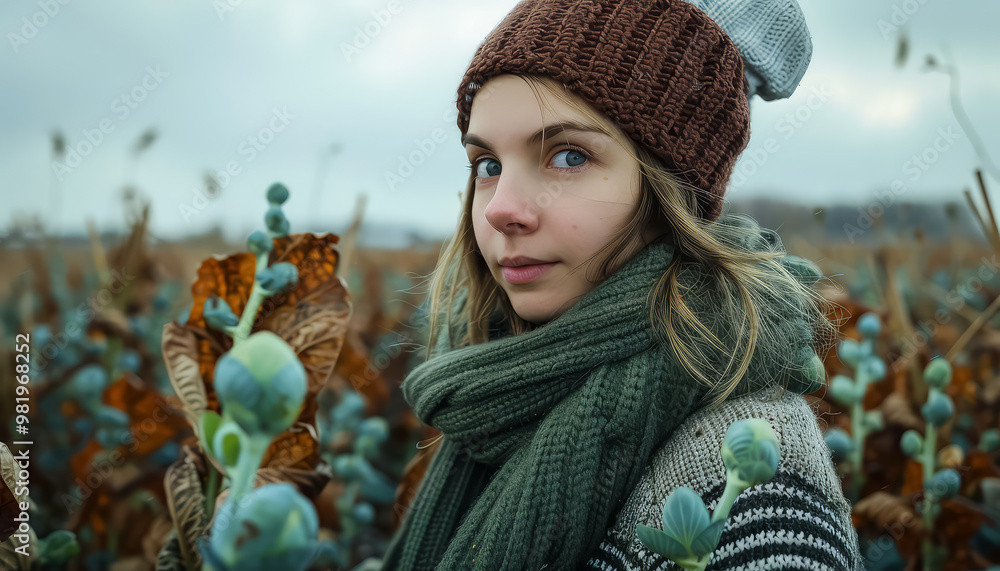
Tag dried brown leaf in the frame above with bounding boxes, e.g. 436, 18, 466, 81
254, 467, 331, 501
154, 530, 185, 571
937, 444, 964, 469
879, 392, 923, 431
852, 491, 924, 559
163, 453, 208, 570
162, 321, 208, 424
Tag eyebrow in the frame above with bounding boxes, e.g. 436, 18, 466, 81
461, 120, 607, 150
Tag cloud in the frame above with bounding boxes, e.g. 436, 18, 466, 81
0, 0, 996, 241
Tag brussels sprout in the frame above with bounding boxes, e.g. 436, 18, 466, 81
247, 230, 274, 256
356, 417, 389, 441
924, 357, 952, 390
67, 365, 109, 410
265, 205, 290, 237
837, 339, 862, 369
332, 392, 366, 433
331, 454, 367, 480
256, 263, 299, 294
636, 487, 724, 564
266, 183, 290, 205
900, 429, 923, 457
857, 313, 881, 338
94, 406, 129, 430
921, 391, 954, 428
830, 375, 858, 407
979, 429, 999, 453
37, 530, 79, 563
202, 483, 326, 571
352, 503, 375, 525
118, 349, 142, 373
214, 331, 308, 439
862, 356, 887, 382
824, 428, 854, 464
721, 418, 780, 489
204, 296, 239, 330
862, 410, 883, 432
926, 469, 961, 501
355, 417, 390, 459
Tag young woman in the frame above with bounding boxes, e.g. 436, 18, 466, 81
379, 0, 863, 569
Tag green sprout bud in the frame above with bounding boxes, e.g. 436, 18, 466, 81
355, 417, 390, 458
863, 410, 884, 432
266, 182, 290, 205
204, 295, 239, 330
265, 205, 290, 236
37, 530, 80, 563
823, 428, 854, 464
926, 469, 961, 501
355, 433, 383, 461
357, 417, 389, 441
353, 502, 375, 525
921, 391, 954, 428
331, 454, 367, 480
67, 365, 108, 410
202, 483, 325, 571
721, 418, 780, 489
979, 429, 999, 452
327, 454, 396, 503
332, 392, 365, 433
862, 356, 887, 382
257, 262, 299, 293
830, 375, 858, 407
214, 330, 308, 439
924, 357, 952, 390
247, 230, 274, 256
857, 312, 881, 339
900, 429, 924, 457
636, 487, 726, 565
837, 339, 862, 369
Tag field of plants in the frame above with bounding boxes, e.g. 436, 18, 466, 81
0, 172, 998, 570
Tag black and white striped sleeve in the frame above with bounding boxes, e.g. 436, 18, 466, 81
585, 469, 862, 570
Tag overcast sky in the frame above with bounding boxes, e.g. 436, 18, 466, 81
2, 0, 998, 244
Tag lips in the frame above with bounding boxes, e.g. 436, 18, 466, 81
499, 256, 555, 267
501, 261, 556, 285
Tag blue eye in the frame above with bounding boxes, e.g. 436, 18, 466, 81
473, 157, 501, 178
467, 147, 590, 180
552, 148, 588, 168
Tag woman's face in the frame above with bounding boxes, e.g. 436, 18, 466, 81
464, 74, 656, 325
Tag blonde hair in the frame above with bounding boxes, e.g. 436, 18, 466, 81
422, 74, 843, 409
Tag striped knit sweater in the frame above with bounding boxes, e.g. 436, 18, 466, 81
583, 385, 864, 571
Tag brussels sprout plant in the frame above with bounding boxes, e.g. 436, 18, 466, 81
636, 418, 780, 570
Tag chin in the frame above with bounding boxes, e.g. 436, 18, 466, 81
508, 292, 559, 325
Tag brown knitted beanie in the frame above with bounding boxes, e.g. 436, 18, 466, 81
456, 0, 752, 222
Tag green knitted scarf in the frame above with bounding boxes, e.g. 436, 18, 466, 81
381, 219, 826, 570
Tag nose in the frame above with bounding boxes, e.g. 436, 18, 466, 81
483, 169, 539, 235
